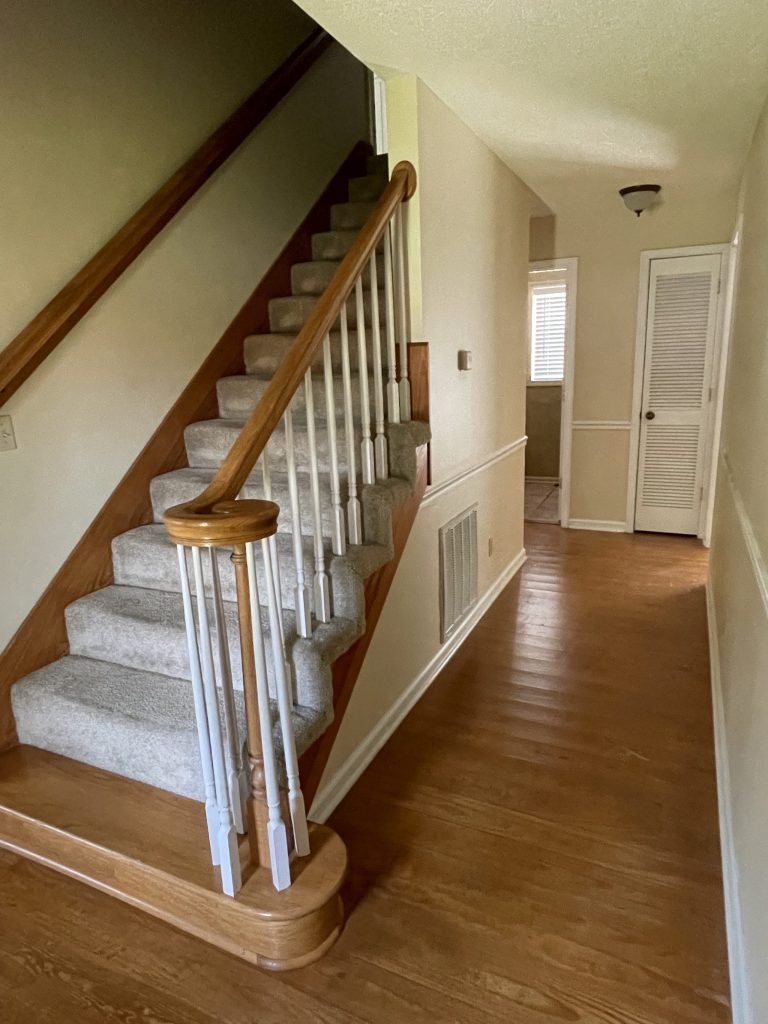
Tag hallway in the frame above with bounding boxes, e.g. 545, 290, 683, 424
0, 525, 729, 1023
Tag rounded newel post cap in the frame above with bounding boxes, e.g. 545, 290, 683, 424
392, 160, 417, 200
163, 498, 279, 547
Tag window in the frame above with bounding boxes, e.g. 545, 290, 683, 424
529, 276, 567, 382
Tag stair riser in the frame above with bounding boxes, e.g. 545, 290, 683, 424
268, 291, 385, 333
312, 231, 384, 261
151, 472, 346, 538
66, 594, 248, 692
291, 254, 384, 296
367, 154, 389, 176
217, 374, 362, 421
112, 528, 328, 612
244, 332, 387, 377
348, 174, 387, 202
184, 420, 369, 478
330, 202, 375, 230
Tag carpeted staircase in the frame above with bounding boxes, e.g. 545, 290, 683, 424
10, 153, 430, 803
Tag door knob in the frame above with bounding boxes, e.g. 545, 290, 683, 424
645, 410, 655, 420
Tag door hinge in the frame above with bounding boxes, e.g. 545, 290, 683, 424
708, 386, 713, 402
717, 276, 722, 294
700, 485, 705, 501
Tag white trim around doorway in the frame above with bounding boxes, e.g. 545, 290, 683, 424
625, 244, 731, 537
529, 257, 578, 527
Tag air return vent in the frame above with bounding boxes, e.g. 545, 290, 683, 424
439, 505, 478, 642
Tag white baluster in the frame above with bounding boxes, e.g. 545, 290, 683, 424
261, 538, 310, 857
383, 219, 401, 425
322, 333, 347, 556
355, 276, 375, 485
339, 301, 363, 544
261, 443, 293, 703
208, 548, 247, 833
368, 251, 388, 479
394, 204, 411, 421
190, 546, 241, 896
244, 542, 291, 891
303, 367, 331, 622
284, 404, 312, 638
176, 545, 219, 865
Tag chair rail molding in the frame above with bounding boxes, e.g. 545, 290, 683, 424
422, 436, 527, 507
572, 420, 632, 430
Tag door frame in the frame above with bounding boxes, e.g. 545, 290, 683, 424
529, 257, 578, 526
625, 244, 730, 537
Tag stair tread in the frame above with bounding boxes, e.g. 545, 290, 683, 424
11, 655, 327, 805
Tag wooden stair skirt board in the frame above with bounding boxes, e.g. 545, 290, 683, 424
0, 746, 346, 970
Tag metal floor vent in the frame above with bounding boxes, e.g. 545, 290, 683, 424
439, 505, 478, 642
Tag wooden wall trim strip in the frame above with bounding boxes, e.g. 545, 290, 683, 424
0, 141, 370, 751
0, 28, 332, 409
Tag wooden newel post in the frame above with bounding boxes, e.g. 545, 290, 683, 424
163, 497, 281, 876
231, 544, 272, 869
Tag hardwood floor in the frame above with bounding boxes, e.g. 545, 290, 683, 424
0, 523, 730, 1023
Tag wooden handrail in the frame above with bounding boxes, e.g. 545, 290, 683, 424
0, 28, 332, 409
170, 160, 417, 523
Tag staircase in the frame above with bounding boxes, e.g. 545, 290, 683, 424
1, 152, 429, 969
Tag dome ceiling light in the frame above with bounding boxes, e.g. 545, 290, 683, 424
619, 184, 661, 217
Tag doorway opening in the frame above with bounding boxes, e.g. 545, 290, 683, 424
525, 258, 577, 526
627, 245, 731, 539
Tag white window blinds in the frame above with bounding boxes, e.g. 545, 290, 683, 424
530, 281, 566, 381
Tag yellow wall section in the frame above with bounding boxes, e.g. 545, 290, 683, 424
531, 190, 735, 524
316, 78, 534, 790
0, 1, 368, 649
709, 91, 768, 1024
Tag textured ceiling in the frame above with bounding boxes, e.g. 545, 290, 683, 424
295, 0, 768, 211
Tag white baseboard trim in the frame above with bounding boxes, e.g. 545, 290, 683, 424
567, 518, 627, 533
525, 475, 559, 484
309, 547, 527, 824
706, 578, 751, 1024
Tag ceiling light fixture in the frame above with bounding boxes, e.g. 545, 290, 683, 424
619, 183, 661, 217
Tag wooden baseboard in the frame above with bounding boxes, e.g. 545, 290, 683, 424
0, 141, 371, 750
0, 745, 346, 970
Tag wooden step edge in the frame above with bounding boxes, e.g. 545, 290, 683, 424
0, 746, 346, 970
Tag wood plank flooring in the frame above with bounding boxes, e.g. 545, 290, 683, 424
0, 523, 730, 1023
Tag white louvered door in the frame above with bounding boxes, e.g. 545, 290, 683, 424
634, 254, 721, 534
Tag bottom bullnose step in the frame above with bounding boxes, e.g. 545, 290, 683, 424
0, 746, 346, 970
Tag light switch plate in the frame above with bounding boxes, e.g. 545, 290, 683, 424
0, 415, 17, 452
458, 349, 472, 371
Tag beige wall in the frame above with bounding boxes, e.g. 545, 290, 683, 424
525, 385, 561, 478
0, 0, 368, 649
531, 188, 735, 525
315, 77, 533, 798
709, 92, 768, 1024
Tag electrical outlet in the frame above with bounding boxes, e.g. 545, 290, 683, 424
0, 415, 17, 452
488, 536, 493, 557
